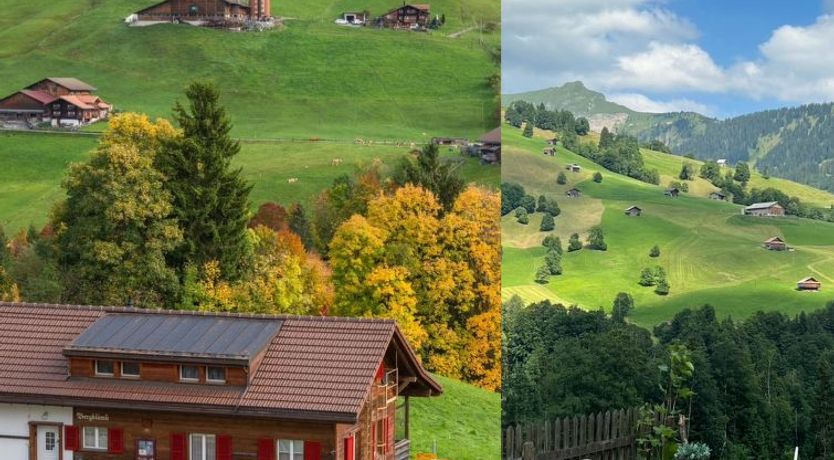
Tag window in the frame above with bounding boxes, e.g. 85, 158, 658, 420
189, 4, 199, 15
83, 427, 108, 450
206, 366, 226, 383
180, 365, 199, 382
190, 434, 216, 460
44, 431, 56, 451
95, 360, 114, 376
121, 362, 140, 378
277, 440, 304, 460
137, 439, 155, 459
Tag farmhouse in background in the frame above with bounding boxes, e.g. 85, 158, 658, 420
797, 277, 822, 291
664, 187, 680, 198
0, 302, 440, 460
336, 11, 368, 26
710, 191, 728, 201
763, 236, 787, 251
565, 188, 582, 198
0, 78, 111, 127
130, 0, 272, 25
377, 4, 430, 29
717, 159, 727, 167
625, 205, 642, 217
566, 164, 581, 173
543, 147, 555, 156
744, 201, 785, 217
431, 136, 467, 146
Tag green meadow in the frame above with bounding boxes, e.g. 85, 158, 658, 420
0, 132, 496, 233
410, 374, 500, 460
0, 0, 499, 140
502, 127, 834, 328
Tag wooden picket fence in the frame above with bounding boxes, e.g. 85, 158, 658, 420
503, 408, 640, 460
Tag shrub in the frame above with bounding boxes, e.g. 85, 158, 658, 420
675, 442, 711, 460
649, 245, 661, 258
535, 265, 550, 284
515, 207, 529, 225
540, 213, 555, 231
557, 172, 567, 185
568, 233, 582, 252
593, 171, 603, 183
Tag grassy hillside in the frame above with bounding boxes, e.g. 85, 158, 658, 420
502, 126, 834, 328
0, 0, 499, 140
0, 132, 496, 233
409, 374, 499, 460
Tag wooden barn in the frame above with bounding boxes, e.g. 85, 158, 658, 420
664, 187, 680, 198
797, 277, 822, 291
744, 201, 785, 217
0, 303, 440, 460
763, 236, 787, 251
625, 206, 642, 217
543, 147, 555, 156
0, 78, 111, 126
566, 164, 581, 173
135, 0, 271, 22
709, 191, 728, 201
565, 188, 582, 198
377, 4, 430, 29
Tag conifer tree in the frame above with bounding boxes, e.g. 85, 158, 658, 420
523, 122, 534, 138
158, 82, 252, 280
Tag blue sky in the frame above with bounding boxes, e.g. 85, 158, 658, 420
503, 0, 834, 118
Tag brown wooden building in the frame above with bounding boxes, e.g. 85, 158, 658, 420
763, 236, 787, 251
625, 206, 642, 217
744, 201, 785, 217
377, 4, 430, 29
0, 78, 111, 126
136, 0, 271, 21
0, 303, 440, 460
797, 277, 822, 291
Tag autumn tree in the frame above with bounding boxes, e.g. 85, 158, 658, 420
249, 202, 290, 232
157, 82, 252, 280
54, 113, 182, 306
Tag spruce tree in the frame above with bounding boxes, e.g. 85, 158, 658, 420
523, 122, 534, 138
159, 82, 253, 281
593, 172, 603, 183
557, 172, 567, 185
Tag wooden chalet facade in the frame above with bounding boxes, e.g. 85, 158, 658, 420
0, 78, 111, 127
744, 201, 785, 217
0, 303, 440, 460
763, 236, 787, 251
135, 0, 271, 22
377, 4, 430, 29
797, 277, 822, 291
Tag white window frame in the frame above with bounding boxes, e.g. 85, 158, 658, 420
121, 361, 140, 378
94, 360, 114, 376
82, 426, 108, 451
277, 439, 304, 460
180, 365, 200, 382
189, 433, 216, 460
206, 366, 226, 384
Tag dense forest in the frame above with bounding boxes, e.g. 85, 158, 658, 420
637, 103, 834, 193
504, 297, 834, 459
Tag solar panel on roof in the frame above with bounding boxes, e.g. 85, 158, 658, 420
66, 313, 281, 361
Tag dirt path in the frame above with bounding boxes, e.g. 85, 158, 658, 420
448, 26, 476, 38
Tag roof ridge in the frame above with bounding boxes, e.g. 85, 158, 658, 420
0, 302, 397, 324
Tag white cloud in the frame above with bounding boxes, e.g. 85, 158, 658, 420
504, 1, 834, 110
608, 92, 713, 114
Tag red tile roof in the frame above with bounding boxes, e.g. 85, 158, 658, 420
0, 303, 440, 422
60, 95, 96, 110
20, 89, 58, 105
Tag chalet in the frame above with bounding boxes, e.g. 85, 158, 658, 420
546, 138, 557, 145
377, 4, 430, 29
565, 188, 582, 198
664, 187, 680, 198
0, 303, 440, 460
543, 147, 555, 156
744, 202, 785, 217
709, 191, 728, 201
133, 0, 271, 23
0, 78, 111, 127
797, 277, 822, 291
625, 206, 642, 217
431, 136, 467, 146
478, 127, 501, 164
763, 236, 787, 251
336, 11, 368, 25
566, 164, 582, 173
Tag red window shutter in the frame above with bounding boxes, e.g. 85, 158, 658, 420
375, 363, 385, 381
217, 434, 233, 460
257, 438, 275, 460
107, 427, 124, 453
64, 425, 80, 451
344, 436, 355, 460
303, 441, 321, 460
171, 433, 187, 460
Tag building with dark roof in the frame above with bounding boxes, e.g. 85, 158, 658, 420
0, 78, 111, 127
377, 4, 431, 29
0, 302, 439, 460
